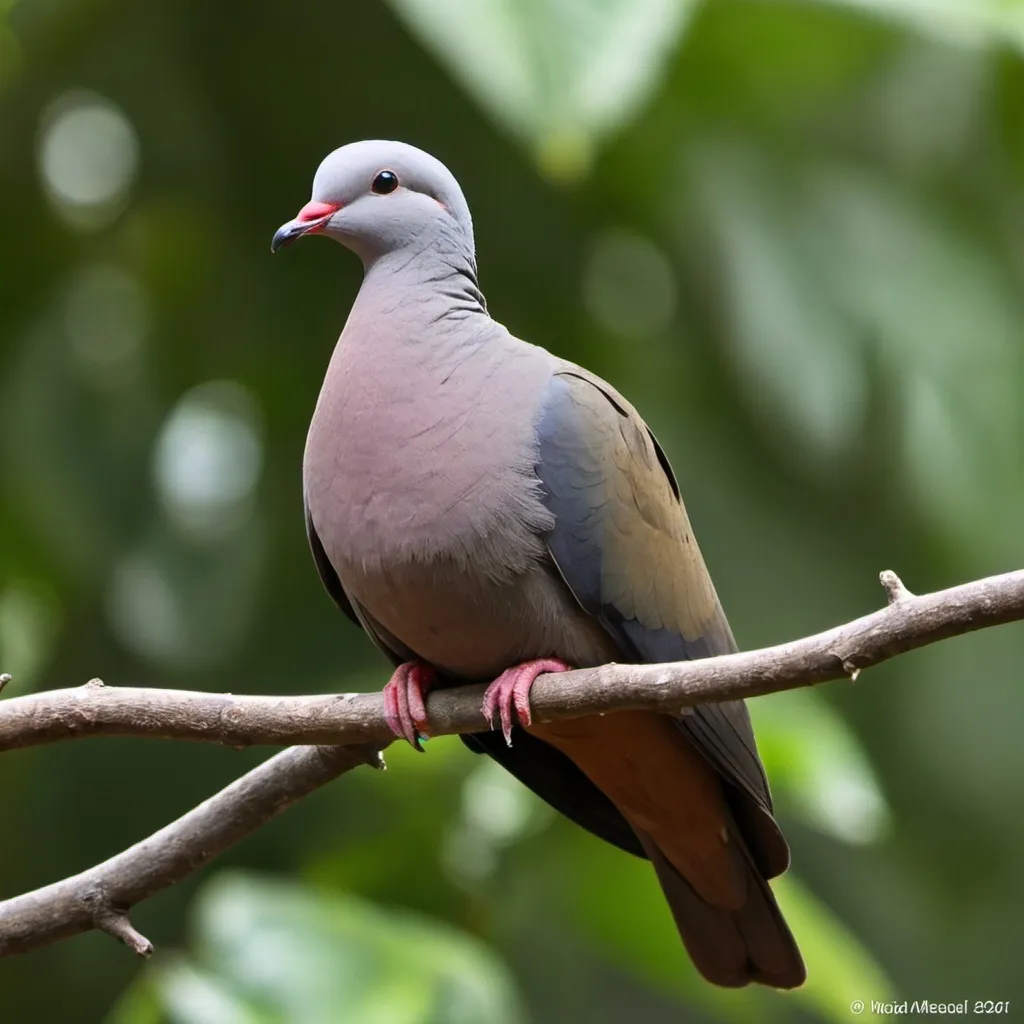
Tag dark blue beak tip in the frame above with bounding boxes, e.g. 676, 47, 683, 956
270, 225, 296, 254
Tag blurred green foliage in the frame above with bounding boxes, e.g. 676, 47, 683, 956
2, 0, 1024, 1021
108, 874, 526, 1024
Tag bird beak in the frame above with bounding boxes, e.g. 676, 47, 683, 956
271, 201, 342, 253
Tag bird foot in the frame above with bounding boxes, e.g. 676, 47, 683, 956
482, 658, 572, 746
383, 661, 436, 751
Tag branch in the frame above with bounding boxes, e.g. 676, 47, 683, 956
3, 569, 1023, 753
1, 567, 1022, 959
0, 743, 384, 957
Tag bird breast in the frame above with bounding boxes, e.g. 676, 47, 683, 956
301, 327, 583, 676
305, 329, 555, 563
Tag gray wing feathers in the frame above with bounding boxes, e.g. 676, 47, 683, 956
534, 368, 784, 864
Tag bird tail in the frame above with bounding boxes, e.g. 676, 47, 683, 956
636, 829, 806, 989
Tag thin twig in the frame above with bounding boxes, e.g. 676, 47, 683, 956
1, 569, 1022, 754
879, 569, 913, 604
93, 908, 154, 957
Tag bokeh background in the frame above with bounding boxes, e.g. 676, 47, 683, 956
2, 0, 1023, 1021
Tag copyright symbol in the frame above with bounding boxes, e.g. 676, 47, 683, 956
851, 1000, 865, 1015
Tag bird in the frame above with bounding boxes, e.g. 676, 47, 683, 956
272, 140, 805, 989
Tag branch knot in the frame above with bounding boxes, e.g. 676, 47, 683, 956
879, 570, 913, 605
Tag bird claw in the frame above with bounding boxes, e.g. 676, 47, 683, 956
383, 662, 436, 751
481, 659, 571, 747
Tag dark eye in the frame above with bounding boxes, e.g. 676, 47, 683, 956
371, 170, 399, 195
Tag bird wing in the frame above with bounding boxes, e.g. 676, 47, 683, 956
535, 368, 778, 835
529, 366, 802, 986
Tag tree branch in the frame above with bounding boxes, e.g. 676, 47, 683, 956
1, 567, 1022, 959
0, 743, 384, 957
3, 569, 1023, 754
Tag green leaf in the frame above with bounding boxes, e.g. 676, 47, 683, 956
750, 689, 891, 845
774, 874, 895, 1023
383, 0, 699, 178
0, 21, 18, 93
107, 873, 525, 1024
813, 0, 1024, 52
128, 960, 268, 1024
689, 143, 868, 466
804, 165, 1024, 561
565, 826, 894, 1023
563, 828, 767, 1022
693, 142, 1024, 562
0, 578, 62, 696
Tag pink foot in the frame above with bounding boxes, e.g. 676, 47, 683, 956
383, 661, 436, 750
482, 658, 572, 746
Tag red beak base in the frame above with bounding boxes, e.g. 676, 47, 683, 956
271, 201, 342, 253
297, 201, 341, 222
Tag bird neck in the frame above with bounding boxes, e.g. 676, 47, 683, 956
357, 221, 488, 322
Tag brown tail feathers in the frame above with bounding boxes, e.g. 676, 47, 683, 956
636, 829, 806, 989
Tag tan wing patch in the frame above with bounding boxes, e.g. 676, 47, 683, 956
556, 369, 724, 644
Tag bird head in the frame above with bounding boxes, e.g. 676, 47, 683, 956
271, 140, 475, 264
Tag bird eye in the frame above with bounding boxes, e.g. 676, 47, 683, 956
371, 170, 399, 195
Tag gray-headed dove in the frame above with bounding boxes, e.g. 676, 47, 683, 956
272, 141, 805, 989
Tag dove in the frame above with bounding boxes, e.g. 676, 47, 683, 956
272, 141, 805, 989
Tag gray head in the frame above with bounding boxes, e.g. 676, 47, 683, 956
271, 140, 476, 267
